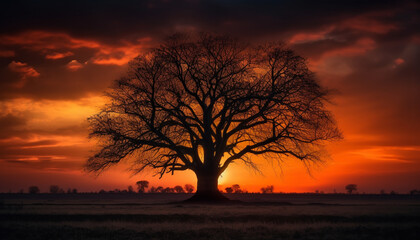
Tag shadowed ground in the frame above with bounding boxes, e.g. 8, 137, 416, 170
1, 193, 419, 239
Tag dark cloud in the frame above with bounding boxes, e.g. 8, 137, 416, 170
0, 0, 407, 42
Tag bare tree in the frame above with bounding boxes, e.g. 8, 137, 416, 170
87, 33, 341, 201
345, 184, 357, 194
136, 180, 149, 193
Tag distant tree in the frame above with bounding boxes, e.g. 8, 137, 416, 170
99, 189, 106, 194
67, 188, 72, 194
136, 180, 149, 193
149, 186, 157, 193
128, 185, 134, 193
225, 187, 233, 193
380, 189, 386, 195
72, 188, 78, 194
174, 185, 185, 193
28, 186, 40, 194
409, 189, 419, 195
163, 187, 175, 193
86, 33, 342, 202
185, 184, 195, 193
261, 185, 274, 194
155, 186, 164, 193
345, 184, 357, 194
390, 190, 397, 195
231, 184, 242, 193
49, 185, 60, 194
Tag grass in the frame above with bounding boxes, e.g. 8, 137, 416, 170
1, 193, 419, 239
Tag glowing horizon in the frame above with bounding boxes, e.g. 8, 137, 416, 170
1, 1, 419, 194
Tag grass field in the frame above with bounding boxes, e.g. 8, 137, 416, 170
1, 193, 419, 239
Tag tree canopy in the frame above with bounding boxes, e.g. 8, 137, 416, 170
86, 33, 341, 200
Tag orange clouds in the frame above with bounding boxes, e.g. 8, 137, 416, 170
8, 61, 40, 78
289, 27, 333, 44
7, 61, 40, 87
45, 51, 74, 59
341, 11, 398, 34
66, 60, 84, 71
0, 30, 152, 66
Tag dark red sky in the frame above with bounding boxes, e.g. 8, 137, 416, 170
0, 0, 419, 193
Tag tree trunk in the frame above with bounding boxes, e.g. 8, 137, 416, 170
185, 170, 229, 203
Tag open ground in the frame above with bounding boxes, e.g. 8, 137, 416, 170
1, 193, 419, 239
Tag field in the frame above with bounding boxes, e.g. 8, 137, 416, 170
1, 193, 419, 239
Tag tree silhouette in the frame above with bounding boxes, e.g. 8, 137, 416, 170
28, 186, 40, 194
136, 180, 149, 193
231, 184, 242, 193
261, 185, 274, 193
184, 184, 195, 193
174, 185, 185, 193
49, 185, 60, 194
345, 184, 357, 194
225, 187, 233, 193
87, 33, 341, 201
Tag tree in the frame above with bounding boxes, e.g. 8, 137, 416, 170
128, 185, 134, 193
49, 185, 60, 194
136, 180, 149, 193
155, 186, 164, 193
163, 187, 175, 193
86, 33, 341, 202
231, 184, 242, 193
28, 186, 40, 194
345, 184, 357, 194
261, 185, 274, 193
225, 187, 233, 193
184, 184, 195, 193
174, 185, 185, 193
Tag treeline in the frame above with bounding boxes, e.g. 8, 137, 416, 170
8, 183, 420, 195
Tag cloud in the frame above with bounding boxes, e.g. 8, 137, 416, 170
66, 60, 84, 71
7, 61, 40, 87
393, 57, 405, 68
0, 31, 151, 66
0, 50, 14, 57
8, 61, 40, 78
45, 51, 74, 59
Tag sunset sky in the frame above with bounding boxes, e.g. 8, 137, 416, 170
0, 0, 419, 193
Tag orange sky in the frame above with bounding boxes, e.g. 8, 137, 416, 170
0, 0, 419, 193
